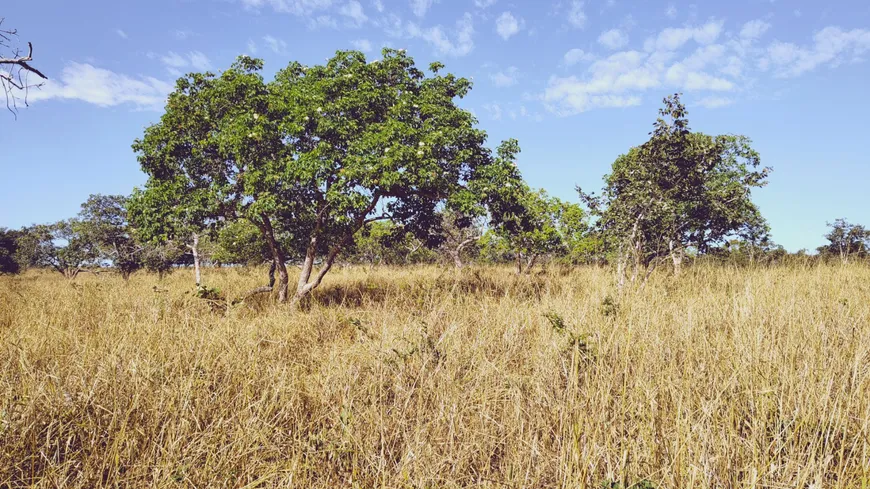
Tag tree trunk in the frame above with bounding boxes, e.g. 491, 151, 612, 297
515, 253, 523, 275
523, 254, 538, 274
452, 250, 463, 269
190, 233, 201, 287
669, 239, 683, 276
259, 217, 289, 302
268, 259, 276, 288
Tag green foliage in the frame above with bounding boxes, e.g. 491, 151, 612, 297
212, 220, 271, 266
580, 94, 771, 277
0, 228, 20, 274
16, 221, 99, 278
818, 218, 869, 263
350, 220, 435, 266
78, 194, 143, 279
601, 480, 657, 489
493, 186, 588, 272
132, 48, 519, 301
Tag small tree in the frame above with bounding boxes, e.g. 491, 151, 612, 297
134, 49, 520, 304
495, 187, 572, 274
819, 219, 869, 263
16, 221, 98, 279
438, 210, 485, 269
77, 194, 144, 279
580, 94, 771, 286
0, 228, 20, 274
1, 18, 48, 115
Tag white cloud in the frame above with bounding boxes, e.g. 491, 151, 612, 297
644, 20, 724, 52
665, 3, 677, 19
115, 29, 128, 39
495, 11, 523, 41
410, 0, 435, 17
352, 39, 373, 52
474, 0, 497, 7
188, 51, 212, 71
247, 39, 258, 54
563, 48, 594, 66
598, 29, 629, 50
763, 26, 870, 77
490, 66, 519, 87
567, 1, 586, 29
27, 62, 172, 110
158, 51, 212, 76
308, 15, 338, 28
263, 35, 288, 54
372, 0, 384, 12
407, 12, 474, 57
240, 0, 334, 15
740, 19, 770, 40
482, 102, 503, 120
339, 0, 368, 26
696, 96, 733, 108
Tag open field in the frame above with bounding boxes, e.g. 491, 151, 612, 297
1, 265, 869, 488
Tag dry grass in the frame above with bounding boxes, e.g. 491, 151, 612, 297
1, 264, 869, 488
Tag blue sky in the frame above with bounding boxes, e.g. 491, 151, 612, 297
2, 0, 869, 251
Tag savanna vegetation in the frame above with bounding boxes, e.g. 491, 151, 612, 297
2, 47, 869, 488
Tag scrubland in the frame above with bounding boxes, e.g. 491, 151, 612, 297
1, 264, 869, 488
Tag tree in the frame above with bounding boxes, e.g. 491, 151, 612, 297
133, 49, 520, 304
1, 18, 47, 115
579, 94, 771, 285
0, 228, 20, 274
819, 219, 869, 263
139, 241, 184, 279
212, 220, 271, 267
351, 220, 432, 266
16, 221, 98, 279
495, 187, 576, 274
128, 181, 213, 288
438, 210, 484, 269
78, 194, 144, 279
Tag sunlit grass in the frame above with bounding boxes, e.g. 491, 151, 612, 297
1, 264, 869, 487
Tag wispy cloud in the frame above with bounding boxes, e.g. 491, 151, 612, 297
115, 29, 128, 39
27, 63, 172, 110
352, 38, 373, 52
339, 0, 368, 26
598, 29, 629, 50
410, 0, 435, 18
490, 66, 520, 87
563, 48, 595, 66
407, 12, 474, 57
567, 1, 586, 29
262, 35, 289, 54
761, 26, 870, 77
157, 51, 212, 76
495, 11, 523, 41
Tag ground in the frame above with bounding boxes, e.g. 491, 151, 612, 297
1, 264, 869, 488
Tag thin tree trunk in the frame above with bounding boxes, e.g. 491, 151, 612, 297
515, 253, 523, 275
669, 239, 683, 276
452, 237, 476, 269
259, 217, 289, 302
190, 233, 201, 287
523, 254, 538, 274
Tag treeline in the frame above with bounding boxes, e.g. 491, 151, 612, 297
1, 49, 868, 297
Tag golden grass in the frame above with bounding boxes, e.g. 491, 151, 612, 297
1, 264, 869, 488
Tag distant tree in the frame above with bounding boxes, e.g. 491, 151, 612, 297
438, 210, 484, 269
579, 94, 771, 286
351, 220, 432, 266
77, 194, 144, 279
133, 49, 520, 304
0, 227, 20, 274
139, 241, 184, 280
1, 18, 48, 114
16, 221, 98, 279
818, 219, 869, 263
495, 187, 572, 274
128, 182, 213, 288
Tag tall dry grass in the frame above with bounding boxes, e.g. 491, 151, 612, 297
1, 264, 869, 488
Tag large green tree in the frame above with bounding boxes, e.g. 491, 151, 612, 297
580, 94, 771, 284
133, 49, 520, 303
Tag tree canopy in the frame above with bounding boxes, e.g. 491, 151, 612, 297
580, 93, 771, 283
132, 49, 522, 302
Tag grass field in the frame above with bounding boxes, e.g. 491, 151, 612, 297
1, 264, 869, 488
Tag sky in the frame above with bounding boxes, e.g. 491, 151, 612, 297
2, 0, 869, 252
